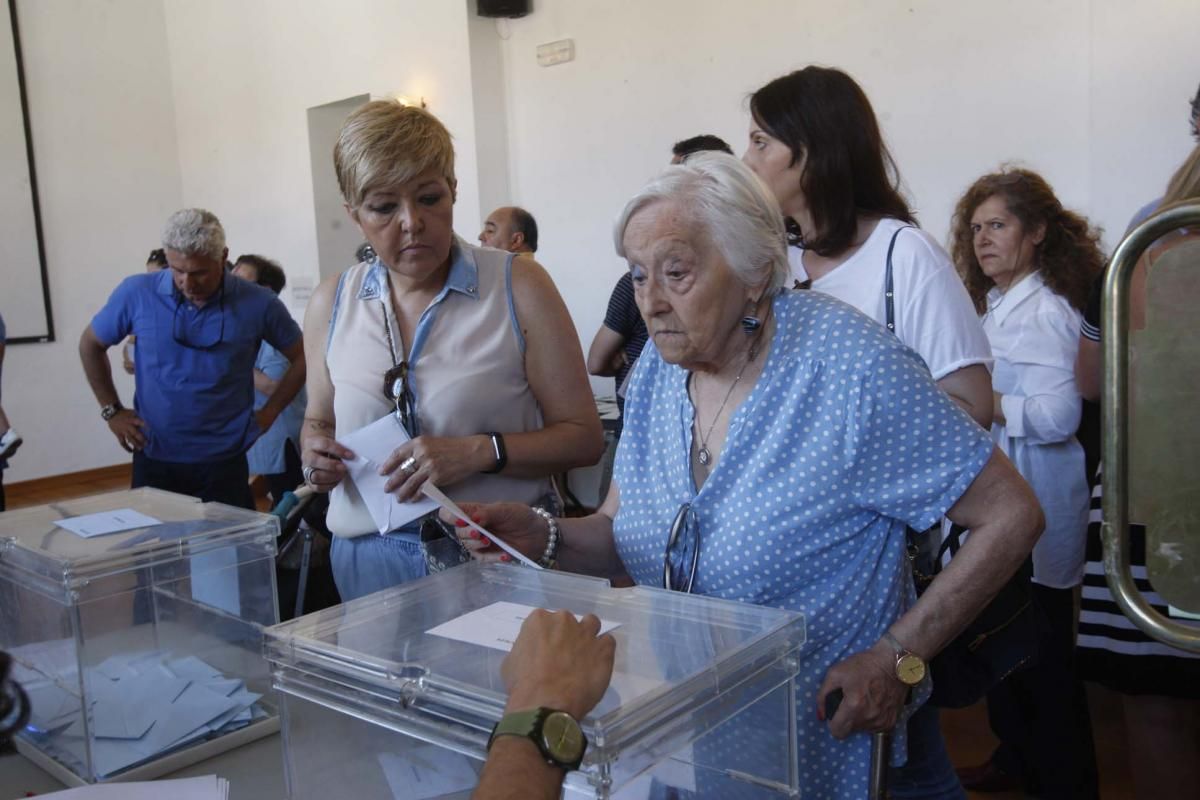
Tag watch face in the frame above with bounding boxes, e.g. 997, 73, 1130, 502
897, 653, 927, 686
540, 711, 586, 764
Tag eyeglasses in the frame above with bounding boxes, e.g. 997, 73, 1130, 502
172, 290, 225, 350
663, 502, 700, 593
383, 362, 419, 437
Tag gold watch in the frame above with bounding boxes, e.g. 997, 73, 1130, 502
881, 631, 927, 687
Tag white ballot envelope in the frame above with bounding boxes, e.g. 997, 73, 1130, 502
333, 415, 541, 569
334, 414, 439, 534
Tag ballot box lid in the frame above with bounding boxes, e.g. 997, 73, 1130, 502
265, 561, 805, 795
0, 488, 278, 601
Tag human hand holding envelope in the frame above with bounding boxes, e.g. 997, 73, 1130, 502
333, 414, 440, 533
334, 414, 541, 569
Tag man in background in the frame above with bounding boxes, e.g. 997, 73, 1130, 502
479, 206, 538, 254
79, 209, 305, 508
670, 133, 733, 163
232, 254, 307, 506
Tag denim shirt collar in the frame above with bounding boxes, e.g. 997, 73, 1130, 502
356, 236, 481, 303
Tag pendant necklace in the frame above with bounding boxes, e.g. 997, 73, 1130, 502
694, 336, 762, 467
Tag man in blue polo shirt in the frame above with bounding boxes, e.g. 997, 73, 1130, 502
79, 208, 306, 509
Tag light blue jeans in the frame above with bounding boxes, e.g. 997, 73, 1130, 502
330, 528, 427, 602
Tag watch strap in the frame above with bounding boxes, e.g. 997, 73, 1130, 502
488, 707, 586, 771
489, 708, 541, 744
880, 630, 907, 656
482, 431, 507, 474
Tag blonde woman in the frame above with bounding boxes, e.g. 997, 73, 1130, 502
300, 102, 603, 601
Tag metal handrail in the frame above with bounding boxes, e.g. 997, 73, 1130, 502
1101, 199, 1200, 653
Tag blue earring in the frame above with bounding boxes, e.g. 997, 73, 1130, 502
741, 315, 762, 335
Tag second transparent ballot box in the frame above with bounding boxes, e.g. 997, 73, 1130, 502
266, 561, 806, 798
0, 488, 281, 785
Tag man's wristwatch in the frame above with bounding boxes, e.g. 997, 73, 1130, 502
100, 402, 123, 421
487, 707, 587, 771
881, 631, 927, 687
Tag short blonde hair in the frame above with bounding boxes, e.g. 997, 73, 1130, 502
333, 101, 456, 207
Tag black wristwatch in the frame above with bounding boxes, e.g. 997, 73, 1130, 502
100, 402, 123, 421
482, 431, 507, 474
487, 707, 587, 771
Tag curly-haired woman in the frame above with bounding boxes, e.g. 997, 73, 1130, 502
950, 167, 1104, 798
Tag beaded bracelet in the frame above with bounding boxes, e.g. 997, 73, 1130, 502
530, 506, 559, 569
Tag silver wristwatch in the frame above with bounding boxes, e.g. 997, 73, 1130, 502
100, 402, 123, 421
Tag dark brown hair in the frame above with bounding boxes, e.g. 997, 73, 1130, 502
950, 168, 1103, 313
749, 66, 915, 256
234, 253, 287, 295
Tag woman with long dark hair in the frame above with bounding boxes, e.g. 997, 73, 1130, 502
950, 167, 1103, 798
743, 66, 993, 430
743, 66, 995, 799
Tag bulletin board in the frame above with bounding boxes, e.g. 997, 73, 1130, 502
0, 0, 54, 344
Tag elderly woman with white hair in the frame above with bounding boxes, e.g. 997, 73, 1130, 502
300, 101, 603, 601
449, 153, 1043, 796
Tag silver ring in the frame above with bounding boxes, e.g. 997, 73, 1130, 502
302, 465, 316, 484
399, 456, 418, 474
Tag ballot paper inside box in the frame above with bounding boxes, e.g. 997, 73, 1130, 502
266, 562, 807, 799
0, 488, 281, 786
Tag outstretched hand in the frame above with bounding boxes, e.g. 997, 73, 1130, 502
439, 502, 550, 564
502, 609, 616, 720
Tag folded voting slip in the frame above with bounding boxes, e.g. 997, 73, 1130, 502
333, 413, 438, 534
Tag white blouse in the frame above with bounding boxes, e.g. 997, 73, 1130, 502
983, 271, 1089, 588
791, 219, 993, 381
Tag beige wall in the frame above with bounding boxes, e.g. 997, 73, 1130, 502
5, 0, 182, 482
490, 0, 1200, 394
4, 0, 1199, 480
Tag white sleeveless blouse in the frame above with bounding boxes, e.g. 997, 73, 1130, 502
324, 239, 550, 538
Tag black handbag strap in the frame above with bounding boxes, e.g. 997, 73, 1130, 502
884, 225, 915, 335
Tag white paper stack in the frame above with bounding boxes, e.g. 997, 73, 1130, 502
31, 774, 230, 799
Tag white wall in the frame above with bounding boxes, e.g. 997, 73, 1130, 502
3, 0, 182, 482
6, 0, 1199, 482
159, 0, 482, 314
4, 0, 484, 482
491, 0, 1200, 392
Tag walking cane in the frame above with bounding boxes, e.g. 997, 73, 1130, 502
825, 690, 891, 799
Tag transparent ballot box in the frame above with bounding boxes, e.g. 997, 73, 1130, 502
266, 562, 806, 799
0, 488, 281, 785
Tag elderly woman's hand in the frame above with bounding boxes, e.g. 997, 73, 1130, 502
438, 501, 551, 564
816, 640, 909, 740
381, 435, 490, 502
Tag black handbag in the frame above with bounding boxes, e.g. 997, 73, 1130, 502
909, 524, 1040, 708
885, 226, 1039, 708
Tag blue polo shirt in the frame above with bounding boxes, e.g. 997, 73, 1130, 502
91, 269, 301, 463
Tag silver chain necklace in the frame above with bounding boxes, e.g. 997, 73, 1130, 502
692, 331, 765, 467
